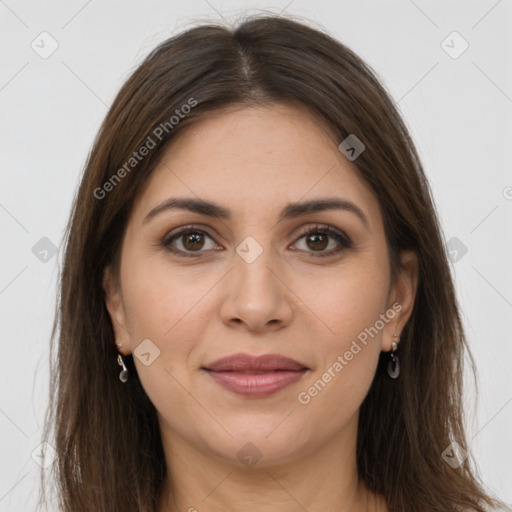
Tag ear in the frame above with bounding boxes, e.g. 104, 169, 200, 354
102, 265, 131, 354
381, 250, 419, 351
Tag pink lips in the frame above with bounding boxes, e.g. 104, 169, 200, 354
202, 353, 308, 397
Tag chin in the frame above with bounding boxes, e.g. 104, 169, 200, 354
199, 416, 316, 469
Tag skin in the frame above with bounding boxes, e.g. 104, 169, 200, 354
103, 103, 418, 512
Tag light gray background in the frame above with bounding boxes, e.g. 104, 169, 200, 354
1, 0, 511, 510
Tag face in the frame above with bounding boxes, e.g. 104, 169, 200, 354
103, 103, 417, 469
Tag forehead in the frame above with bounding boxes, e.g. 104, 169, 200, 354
131, 103, 382, 231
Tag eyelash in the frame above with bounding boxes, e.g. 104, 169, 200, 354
161, 224, 353, 259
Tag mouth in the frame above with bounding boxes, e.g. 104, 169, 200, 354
201, 353, 309, 397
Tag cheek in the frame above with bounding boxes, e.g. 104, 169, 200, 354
293, 263, 387, 407
295, 328, 381, 441
119, 254, 213, 392
294, 260, 389, 346
120, 251, 216, 340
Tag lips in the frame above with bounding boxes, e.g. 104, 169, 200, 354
202, 353, 309, 397
203, 353, 307, 372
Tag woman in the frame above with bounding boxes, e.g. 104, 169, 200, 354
39, 14, 508, 512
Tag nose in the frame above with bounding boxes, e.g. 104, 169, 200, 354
219, 245, 294, 334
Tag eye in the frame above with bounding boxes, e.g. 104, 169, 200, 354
161, 224, 353, 258
162, 227, 219, 257
291, 224, 353, 257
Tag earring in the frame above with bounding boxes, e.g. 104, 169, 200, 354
116, 343, 123, 348
117, 354, 129, 383
387, 334, 400, 379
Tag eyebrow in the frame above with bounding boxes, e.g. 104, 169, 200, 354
143, 196, 370, 230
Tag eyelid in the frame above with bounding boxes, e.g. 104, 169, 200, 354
161, 225, 219, 256
293, 223, 352, 244
161, 223, 353, 257
291, 223, 353, 257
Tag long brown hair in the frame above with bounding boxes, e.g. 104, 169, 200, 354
39, 14, 506, 512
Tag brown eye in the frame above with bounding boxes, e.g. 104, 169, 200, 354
182, 232, 205, 251
293, 225, 353, 257
162, 224, 353, 259
305, 232, 329, 251
162, 227, 218, 257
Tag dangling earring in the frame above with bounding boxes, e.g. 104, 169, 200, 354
387, 333, 400, 379
117, 354, 129, 383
